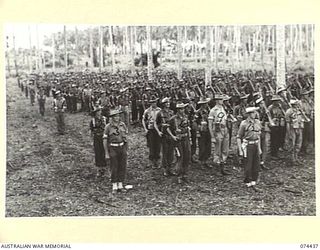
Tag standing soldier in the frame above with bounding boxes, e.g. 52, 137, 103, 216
119, 87, 130, 128
208, 94, 231, 175
300, 90, 312, 155
233, 93, 249, 122
103, 109, 128, 193
90, 106, 107, 179
285, 99, 305, 165
142, 96, 162, 168
195, 97, 211, 167
131, 84, 139, 124
167, 102, 191, 184
255, 96, 273, 169
82, 83, 92, 113
29, 85, 36, 106
37, 87, 46, 116
100, 90, 110, 123
136, 85, 145, 123
236, 107, 262, 189
185, 97, 198, 163
154, 97, 175, 176
52, 90, 67, 135
70, 84, 78, 113
268, 95, 285, 159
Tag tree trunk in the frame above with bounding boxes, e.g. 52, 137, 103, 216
5, 36, 11, 76
99, 26, 103, 72
228, 27, 234, 72
290, 25, 294, 63
64, 25, 68, 70
129, 26, 135, 75
36, 25, 39, 72
12, 34, 19, 77
177, 26, 183, 80
75, 27, 80, 68
197, 26, 201, 63
109, 26, 115, 73
305, 24, 309, 53
89, 27, 93, 69
275, 25, 286, 90
261, 26, 265, 70
146, 26, 153, 80
210, 26, 214, 63
214, 26, 219, 73
52, 33, 55, 72
311, 24, 314, 51
205, 26, 211, 88
28, 25, 32, 73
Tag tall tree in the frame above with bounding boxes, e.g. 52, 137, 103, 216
205, 26, 212, 88
52, 33, 56, 71
28, 25, 32, 73
214, 26, 219, 73
109, 25, 115, 73
275, 25, 286, 90
146, 26, 153, 80
64, 25, 68, 70
99, 26, 103, 72
129, 26, 135, 75
177, 26, 183, 80
13, 34, 19, 76
89, 27, 94, 69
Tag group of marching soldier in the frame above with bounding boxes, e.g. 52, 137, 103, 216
16, 69, 314, 192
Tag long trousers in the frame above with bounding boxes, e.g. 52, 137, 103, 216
131, 101, 138, 122
270, 126, 281, 156
213, 128, 229, 164
244, 143, 260, 183
198, 130, 211, 161
176, 137, 191, 177
109, 144, 127, 183
93, 135, 106, 167
55, 112, 65, 134
161, 137, 174, 171
301, 122, 310, 153
260, 131, 270, 163
190, 129, 197, 156
146, 129, 161, 162
38, 100, 45, 116
71, 96, 77, 112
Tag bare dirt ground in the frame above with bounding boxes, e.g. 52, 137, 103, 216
6, 77, 316, 216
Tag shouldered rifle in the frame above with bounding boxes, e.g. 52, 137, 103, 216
196, 84, 204, 97
249, 80, 256, 92
223, 103, 237, 122
261, 100, 275, 126
266, 80, 275, 94
214, 82, 223, 94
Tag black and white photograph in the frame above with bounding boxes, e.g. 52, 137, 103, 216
5, 24, 315, 217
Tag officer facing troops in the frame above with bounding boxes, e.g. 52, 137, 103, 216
90, 106, 107, 178
167, 102, 191, 184
237, 107, 262, 189
208, 94, 231, 175
52, 90, 67, 135
37, 87, 46, 116
142, 96, 162, 168
196, 96, 211, 168
285, 99, 304, 165
154, 97, 175, 176
103, 109, 128, 193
